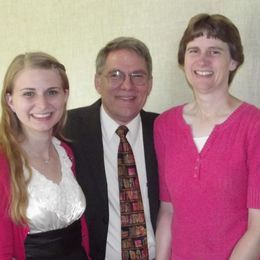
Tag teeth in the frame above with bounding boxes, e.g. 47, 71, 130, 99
119, 96, 134, 100
32, 113, 51, 118
195, 70, 213, 76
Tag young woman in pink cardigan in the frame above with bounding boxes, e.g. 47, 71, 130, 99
0, 52, 89, 259
155, 14, 260, 259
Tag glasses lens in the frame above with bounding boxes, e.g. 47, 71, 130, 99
130, 73, 147, 85
107, 70, 124, 85
106, 70, 148, 86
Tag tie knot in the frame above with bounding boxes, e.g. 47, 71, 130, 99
116, 125, 129, 138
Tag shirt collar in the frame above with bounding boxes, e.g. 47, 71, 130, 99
100, 105, 141, 144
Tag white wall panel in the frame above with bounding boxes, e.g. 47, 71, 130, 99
0, 0, 259, 112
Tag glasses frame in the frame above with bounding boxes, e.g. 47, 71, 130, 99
104, 69, 150, 87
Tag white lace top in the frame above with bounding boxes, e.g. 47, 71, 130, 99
25, 137, 86, 234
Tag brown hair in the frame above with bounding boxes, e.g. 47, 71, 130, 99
0, 52, 69, 224
178, 13, 244, 84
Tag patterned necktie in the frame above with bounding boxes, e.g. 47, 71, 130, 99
116, 125, 149, 260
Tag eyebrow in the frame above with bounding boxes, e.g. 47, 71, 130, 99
131, 70, 148, 75
186, 46, 198, 50
186, 46, 225, 51
108, 69, 148, 74
19, 86, 61, 91
208, 46, 225, 51
19, 88, 35, 92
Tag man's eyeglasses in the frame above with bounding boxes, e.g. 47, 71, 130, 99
105, 70, 149, 86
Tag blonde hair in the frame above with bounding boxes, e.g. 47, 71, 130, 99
0, 52, 69, 224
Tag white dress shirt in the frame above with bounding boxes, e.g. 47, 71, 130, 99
100, 106, 155, 260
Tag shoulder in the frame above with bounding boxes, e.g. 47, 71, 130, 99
0, 149, 8, 165
53, 138, 74, 160
60, 140, 73, 155
236, 103, 260, 127
54, 138, 75, 173
155, 105, 184, 126
0, 150, 10, 183
0, 150, 11, 206
140, 110, 159, 123
140, 110, 160, 135
242, 103, 260, 117
64, 100, 102, 138
67, 99, 101, 119
58, 140, 75, 163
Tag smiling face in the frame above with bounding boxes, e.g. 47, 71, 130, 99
6, 68, 68, 137
184, 35, 237, 95
95, 49, 152, 125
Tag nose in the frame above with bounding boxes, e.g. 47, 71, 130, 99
36, 95, 49, 109
120, 75, 134, 90
197, 52, 211, 65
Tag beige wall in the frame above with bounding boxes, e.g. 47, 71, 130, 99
1, 0, 260, 113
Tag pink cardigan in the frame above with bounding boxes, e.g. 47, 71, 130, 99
154, 103, 260, 259
0, 141, 89, 260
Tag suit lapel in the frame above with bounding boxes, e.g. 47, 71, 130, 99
81, 100, 108, 204
141, 110, 154, 187
140, 110, 159, 231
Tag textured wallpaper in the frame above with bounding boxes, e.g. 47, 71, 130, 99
0, 0, 259, 112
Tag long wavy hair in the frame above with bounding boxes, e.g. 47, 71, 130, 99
0, 52, 69, 224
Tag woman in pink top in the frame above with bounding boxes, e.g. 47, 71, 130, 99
0, 52, 89, 259
155, 14, 260, 259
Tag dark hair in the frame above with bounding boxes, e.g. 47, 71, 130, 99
96, 36, 152, 77
178, 13, 244, 84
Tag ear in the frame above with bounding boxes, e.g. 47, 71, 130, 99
6, 93, 16, 112
95, 74, 102, 95
229, 59, 238, 71
147, 76, 153, 96
64, 88, 69, 103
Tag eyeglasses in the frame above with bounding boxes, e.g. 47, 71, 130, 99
105, 69, 149, 86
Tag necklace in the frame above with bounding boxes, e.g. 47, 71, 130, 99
24, 144, 53, 165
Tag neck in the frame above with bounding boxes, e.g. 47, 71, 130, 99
192, 92, 241, 118
21, 134, 54, 162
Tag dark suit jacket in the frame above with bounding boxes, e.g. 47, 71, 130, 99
63, 99, 159, 260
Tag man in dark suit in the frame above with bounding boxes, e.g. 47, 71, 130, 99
64, 37, 159, 260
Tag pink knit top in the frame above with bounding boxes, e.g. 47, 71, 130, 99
154, 103, 260, 259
